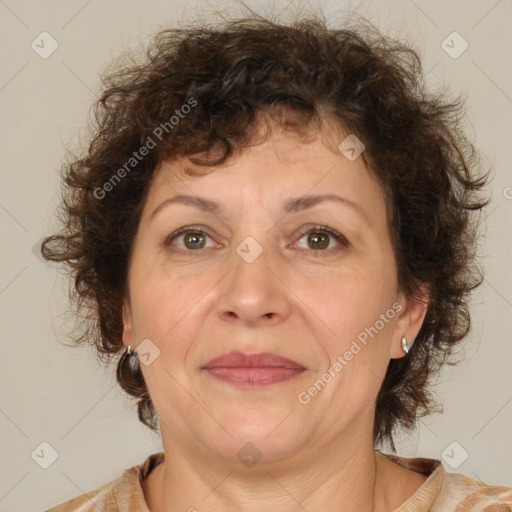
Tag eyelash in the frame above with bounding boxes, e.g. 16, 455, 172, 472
164, 225, 349, 255
293, 225, 349, 255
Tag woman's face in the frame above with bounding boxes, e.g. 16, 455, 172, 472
123, 121, 426, 466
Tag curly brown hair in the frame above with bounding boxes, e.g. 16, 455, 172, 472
41, 12, 489, 451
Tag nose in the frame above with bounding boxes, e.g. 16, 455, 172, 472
215, 236, 292, 327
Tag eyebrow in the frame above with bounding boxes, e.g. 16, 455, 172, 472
150, 193, 370, 224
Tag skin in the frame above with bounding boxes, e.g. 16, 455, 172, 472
122, 116, 429, 512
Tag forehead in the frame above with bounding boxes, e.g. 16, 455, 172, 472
145, 124, 386, 222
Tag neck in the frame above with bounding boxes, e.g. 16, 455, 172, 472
147, 426, 395, 512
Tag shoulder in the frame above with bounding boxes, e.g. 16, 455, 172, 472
44, 452, 165, 512
44, 476, 121, 512
435, 470, 512, 511
379, 451, 512, 511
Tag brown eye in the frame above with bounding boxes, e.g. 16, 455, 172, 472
307, 232, 330, 250
183, 232, 207, 250
294, 225, 349, 255
164, 228, 214, 251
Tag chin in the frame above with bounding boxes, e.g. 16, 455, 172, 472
200, 412, 312, 466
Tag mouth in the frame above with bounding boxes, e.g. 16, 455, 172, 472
202, 351, 306, 388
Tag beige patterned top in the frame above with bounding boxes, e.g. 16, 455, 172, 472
45, 451, 512, 511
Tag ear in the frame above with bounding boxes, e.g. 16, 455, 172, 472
122, 298, 136, 350
390, 284, 429, 359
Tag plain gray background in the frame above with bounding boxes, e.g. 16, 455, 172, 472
0, 1, 511, 510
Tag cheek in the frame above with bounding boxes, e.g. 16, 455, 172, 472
310, 264, 397, 372
318, 269, 393, 332
129, 267, 211, 356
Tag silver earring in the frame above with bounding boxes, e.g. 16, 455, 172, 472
127, 345, 138, 358
401, 336, 409, 354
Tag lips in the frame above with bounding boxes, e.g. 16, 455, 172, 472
202, 351, 306, 387
203, 351, 305, 369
